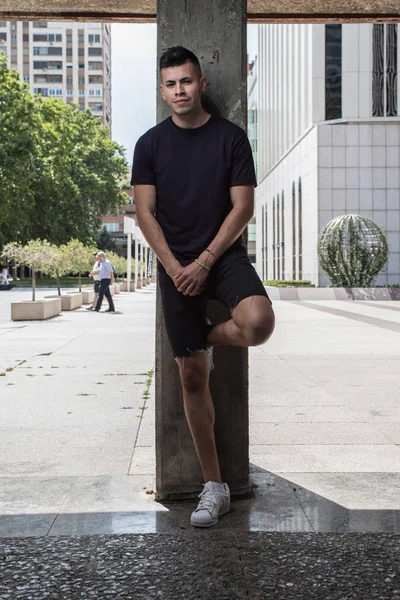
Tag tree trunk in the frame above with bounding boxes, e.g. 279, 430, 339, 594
32, 270, 36, 302
57, 270, 61, 296
78, 274, 81, 292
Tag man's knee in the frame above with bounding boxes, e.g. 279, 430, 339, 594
244, 309, 275, 346
178, 353, 208, 393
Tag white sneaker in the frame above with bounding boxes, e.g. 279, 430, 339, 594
190, 481, 230, 528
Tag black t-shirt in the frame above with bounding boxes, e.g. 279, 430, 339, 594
131, 115, 257, 265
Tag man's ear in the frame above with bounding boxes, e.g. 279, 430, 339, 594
200, 75, 207, 93
160, 83, 166, 101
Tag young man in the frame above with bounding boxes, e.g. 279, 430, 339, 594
87, 252, 101, 311
131, 46, 275, 528
94, 252, 115, 313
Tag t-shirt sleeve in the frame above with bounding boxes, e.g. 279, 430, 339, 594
131, 135, 156, 186
230, 129, 257, 188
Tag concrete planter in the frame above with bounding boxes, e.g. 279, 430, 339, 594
82, 290, 95, 305
45, 293, 82, 311
119, 281, 127, 292
130, 281, 136, 292
109, 285, 115, 296
114, 283, 121, 294
265, 286, 400, 301
136, 279, 142, 289
11, 298, 61, 321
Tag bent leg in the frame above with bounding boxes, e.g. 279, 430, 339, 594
104, 282, 115, 311
176, 351, 222, 484
95, 282, 105, 311
208, 295, 275, 348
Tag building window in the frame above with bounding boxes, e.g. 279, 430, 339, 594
264, 204, 268, 281
78, 34, 84, 43
88, 34, 101, 43
67, 90, 73, 97
88, 47, 102, 56
32, 22, 48, 28
67, 64, 73, 70
11, 34, 17, 42
104, 222, 119, 233
23, 76, 30, 82
372, 24, 398, 117
67, 34, 72, 43
23, 34, 29, 42
95, 89, 101, 96
281, 191, 285, 280
277, 194, 281, 280
292, 183, 296, 279
261, 205, 265, 280
78, 90, 84, 97
78, 48, 85, 57
272, 197, 276, 280
67, 76, 73, 84
78, 77, 85, 84
79, 63, 85, 69
66, 48, 73, 57
0, 33, 6, 42
325, 24, 342, 120
48, 34, 62, 42
89, 89, 95, 96
298, 178, 303, 280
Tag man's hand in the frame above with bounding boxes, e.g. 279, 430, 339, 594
174, 261, 210, 296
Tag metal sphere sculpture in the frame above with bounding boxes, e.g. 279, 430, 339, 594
318, 214, 388, 287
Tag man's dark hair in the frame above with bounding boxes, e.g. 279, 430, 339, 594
159, 46, 202, 77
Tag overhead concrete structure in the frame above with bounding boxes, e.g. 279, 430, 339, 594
1, 0, 399, 22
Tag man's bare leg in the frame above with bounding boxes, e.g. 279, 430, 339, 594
207, 296, 275, 348
176, 351, 222, 483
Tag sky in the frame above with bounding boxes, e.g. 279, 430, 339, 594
111, 24, 258, 164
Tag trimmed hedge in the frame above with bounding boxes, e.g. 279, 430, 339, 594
263, 280, 314, 288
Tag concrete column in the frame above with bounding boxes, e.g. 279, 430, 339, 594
134, 239, 140, 290
156, 0, 249, 500
127, 233, 132, 293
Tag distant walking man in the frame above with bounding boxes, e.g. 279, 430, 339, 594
94, 252, 115, 313
1, 267, 9, 285
132, 47, 274, 528
87, 252, 101, 311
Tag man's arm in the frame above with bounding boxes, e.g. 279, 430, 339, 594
174, 185, 254, 296
134, 184, 183, 280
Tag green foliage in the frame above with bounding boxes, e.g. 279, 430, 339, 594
318, 214, 389, 287
263, 279, 313, 287
107, 252, 127, 278
96, 227, 116, 252
0, 53, 128, 249
3, 239, 57, 300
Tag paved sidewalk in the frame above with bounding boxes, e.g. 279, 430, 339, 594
2, 286, 400, 598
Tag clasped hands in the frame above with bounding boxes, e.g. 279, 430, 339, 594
171, 259, 211, 296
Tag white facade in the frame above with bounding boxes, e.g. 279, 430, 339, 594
0, 20, 111, 130
256, 24, 400, 285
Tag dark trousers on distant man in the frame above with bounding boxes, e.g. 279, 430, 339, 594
95, 278, 115, 312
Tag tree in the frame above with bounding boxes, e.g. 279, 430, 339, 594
64, 240, 94, 291
46, 244, 72, 296
0, 53, 40, 247
318, 214, 389, 287
0, 54, 129, 248
107, 252, 127, 280
96, 227, 116, 252
2, 239, 56, 301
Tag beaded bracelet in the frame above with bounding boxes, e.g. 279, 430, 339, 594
195, 258, 212, 271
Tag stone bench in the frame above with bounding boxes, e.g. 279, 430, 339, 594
45, 293, 83, 310
11, 298, 62, 321
82, 290, 95, 305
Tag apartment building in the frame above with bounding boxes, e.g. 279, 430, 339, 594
0, 20, 111, 130
256, 24, 400, 285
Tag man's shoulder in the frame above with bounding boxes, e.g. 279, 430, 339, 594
137, 118, 171, 145
211, 116, 248, 137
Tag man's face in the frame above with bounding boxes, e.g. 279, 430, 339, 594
160, 60, 206, 116
97, 255, 104, 262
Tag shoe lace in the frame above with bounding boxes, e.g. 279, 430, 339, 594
196, 486, 217, 513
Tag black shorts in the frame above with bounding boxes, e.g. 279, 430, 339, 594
159, 253, 270, 358
94, 280, 100, 293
